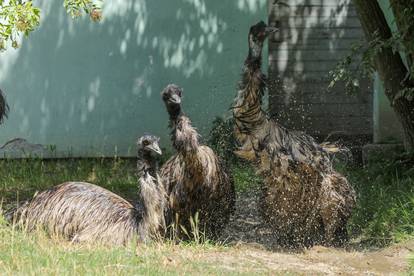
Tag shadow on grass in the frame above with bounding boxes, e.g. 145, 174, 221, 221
343, 152, 414, 248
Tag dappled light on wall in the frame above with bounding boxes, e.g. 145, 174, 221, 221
268, 0, 372, 141
0, 0, 266, 157
237, 0, 267, 13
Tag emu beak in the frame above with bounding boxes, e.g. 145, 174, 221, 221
149, 143, 162, 155
170, 94, 181, 105
265, 26, 279, 35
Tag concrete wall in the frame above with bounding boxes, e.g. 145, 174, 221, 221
0, 0, 267, 157
268, 0, 372, 143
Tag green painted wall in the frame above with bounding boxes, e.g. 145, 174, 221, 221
373, 0, 404, 143
0, 0, 267, 157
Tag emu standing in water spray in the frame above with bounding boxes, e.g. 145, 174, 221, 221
160, 84, 235, 240
9, 134, 167, 245
232, 21, 356, 246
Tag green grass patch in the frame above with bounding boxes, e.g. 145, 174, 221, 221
3, 154, 411, 248
231, 162, 262, 193
0, 158, 267, 274
0, 214, 240, 275
0, 157, 261, 209
0, 150, 414, 273
0, 158, 138, 209
345, 152, 414, 246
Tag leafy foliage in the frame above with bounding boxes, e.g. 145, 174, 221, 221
0, 0, 40, 50
328, 36, 377, 94
207, 116, 237, 164
63, 0, 102, 21
0, 0, 102, 51
329, 4, 414, 102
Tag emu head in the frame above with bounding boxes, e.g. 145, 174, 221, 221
248, 21, 278, 59
0, 89, 9, 124
137, 134, 162, 156
161, 84, 182, 118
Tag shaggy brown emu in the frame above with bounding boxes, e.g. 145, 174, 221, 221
10, 134, 167, 245
232, 21, 356, 246
160, 84, 235, 240
0, 88, 9, 124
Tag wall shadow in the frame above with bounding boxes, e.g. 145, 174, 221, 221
268, 0, 372, 145
0, 0, 267, 156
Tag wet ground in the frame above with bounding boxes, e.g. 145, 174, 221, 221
219, 189, 413, 275
221, 187, 280, 249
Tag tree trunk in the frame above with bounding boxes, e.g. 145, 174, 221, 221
389, 0, 414, 70
353, 0, 414, 151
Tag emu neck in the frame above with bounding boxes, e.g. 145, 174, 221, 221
137, 150, 166, 241
137, 149, 157, 178
0, 89, 8, 124
246, 49, 262, 71
167, 104, 181, 122
169, 113, 200, 153
232, 48, 268, 136
168, 113, 204, 193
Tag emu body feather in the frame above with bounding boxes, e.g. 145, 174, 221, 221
160, 85, 235, 240
10, 137, 166, 245
12, 182, 142, 245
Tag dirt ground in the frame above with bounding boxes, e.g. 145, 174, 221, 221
183, 242, 411, 275
217, 189, 413, 275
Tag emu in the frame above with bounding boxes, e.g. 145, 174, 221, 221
9, 134, 167, 245
0, 88, 9, 124
160, 84, 235, 240
231, 21, 356, 246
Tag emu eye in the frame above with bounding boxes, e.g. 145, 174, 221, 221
142, 140, 150, 146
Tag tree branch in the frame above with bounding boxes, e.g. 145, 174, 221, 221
389, 0, 414, 72
353, 0, 414, 150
